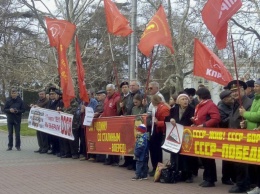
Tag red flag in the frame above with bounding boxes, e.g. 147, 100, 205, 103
104, 0, 133, 36
45, 17, 76, 49
58, 37, 75, 108
201, 0, 242, 50
138, 5, 174, 57
75, 37, 89, 103
193, 38, 233, 86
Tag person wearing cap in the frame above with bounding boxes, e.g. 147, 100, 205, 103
218, 90, 235, 186
94, 90, 106, 118
239, 78, 260, 194
46, 87, 59, 155
227, 80, 252, 193
165, 93, 195, 183
192, 87, 220, 187
132, 124, 149, 181
246, 80, 255, 100
30, 90, 49, 154
117, 81, 130, 116
4, 88, 25, 151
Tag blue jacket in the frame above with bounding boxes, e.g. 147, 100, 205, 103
134, 133, 149, 161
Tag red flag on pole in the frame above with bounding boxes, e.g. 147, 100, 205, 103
58, 37, 75, 108
193, 38, 233, 86
45, 17, 76, 49
138, 5, 174, 57
104, 0, 133, 37
75, 37, 89, 103
201, 0, 242, 50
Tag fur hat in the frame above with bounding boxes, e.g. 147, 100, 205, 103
136, 124, 147, 133
120, 81, 129, 88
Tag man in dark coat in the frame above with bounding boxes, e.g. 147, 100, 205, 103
218, 90, 235, 185
4, 88, 25, 151
46, 87, 59, 155
228, 80, 252, 193
31, 90, 49, 153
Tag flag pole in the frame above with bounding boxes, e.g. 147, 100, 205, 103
108, 34, 119, 89
230, 34, 242, 107
143, 50, 154, 99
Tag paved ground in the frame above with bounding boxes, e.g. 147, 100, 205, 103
0, 130, 239, 194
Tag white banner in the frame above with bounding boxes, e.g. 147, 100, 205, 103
161, 123, 183, 153
83, 107, 94, 126
28, 107, 74, 140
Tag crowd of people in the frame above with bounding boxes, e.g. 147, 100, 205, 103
3, 78, 260, 194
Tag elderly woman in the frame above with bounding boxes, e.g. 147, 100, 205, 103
149, 95, 170, 176
165, 93, 195, 183
192, 88, 220, 187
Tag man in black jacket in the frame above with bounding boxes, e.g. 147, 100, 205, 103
218, 90, 235, 186
4, 88, 25, 151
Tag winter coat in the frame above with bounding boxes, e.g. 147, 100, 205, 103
102, 92, 121, 117
193, 100, 220, 127
4, 96, 25, 123
229, 95, 252, 129
125, 90, 144, 115
131, 105, 146, 115
154, 102, 170, 133
243, 93, 260, 130
218, 101, 233, 128
134, 133, 149, 161
117, 93, 131, 115
165, 104, 194, 126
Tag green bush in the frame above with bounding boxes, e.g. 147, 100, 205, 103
0, 123, 36, 136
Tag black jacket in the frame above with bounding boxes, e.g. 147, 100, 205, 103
229, 95, 252, 129
165, 104, 194, 126
4, 96, 25, 122
218, 101, 232, 128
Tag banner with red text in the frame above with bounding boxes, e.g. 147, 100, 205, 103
28, 107, 74, 140
180, 126, 260, 165
86, 115, 146, 156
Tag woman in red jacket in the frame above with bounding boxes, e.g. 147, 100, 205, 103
149, 95, 170, 176
192, 87, 220, 187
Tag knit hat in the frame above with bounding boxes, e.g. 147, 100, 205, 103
176, 94, 190, 104
136, 124, 147, 133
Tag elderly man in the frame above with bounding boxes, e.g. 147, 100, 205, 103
102, 84, 121, 166
228, 80, 252, 193
218, 90, 235, 186
4, 88, 25, 151
239, 78, 260, 194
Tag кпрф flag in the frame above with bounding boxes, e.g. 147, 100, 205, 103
138, 5, 174, 57
193, 38, 233, 86
201, 0, 242, 50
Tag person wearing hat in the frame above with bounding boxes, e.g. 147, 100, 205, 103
132, 124, 149, 180
227, 80, 252, 193
93, 90, 106, 118
165, 93, 195, 183
117, 81, 130, 116
46, 87, 59, 155
239, 78, 260, 194
246, 80, 255, 100
218, 90, 235, 186
4, 88, 25, 151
